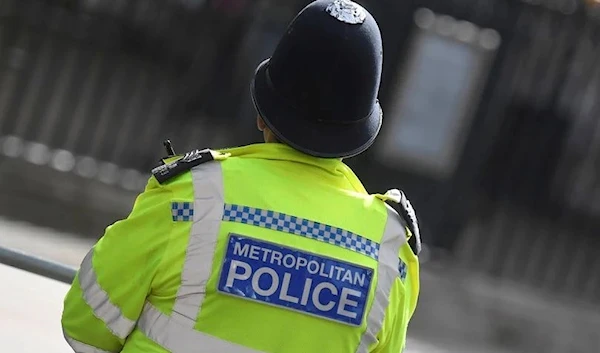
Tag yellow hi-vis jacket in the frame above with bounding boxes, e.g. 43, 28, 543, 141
61, 143, 420, 353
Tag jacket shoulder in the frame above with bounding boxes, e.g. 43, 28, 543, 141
151, 148, 226, 185
377, 189, 422, 256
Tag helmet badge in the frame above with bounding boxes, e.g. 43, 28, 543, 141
325, 0, 367, 25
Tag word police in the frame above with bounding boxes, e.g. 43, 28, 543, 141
218, 235, 373, 326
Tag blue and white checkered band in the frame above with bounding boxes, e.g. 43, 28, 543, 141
325, 0, 367, 25
222, 204, 380, 260
399, 259, 407, 282
172, 202, 194, 222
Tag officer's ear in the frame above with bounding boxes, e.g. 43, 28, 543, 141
257, 115, 267, 132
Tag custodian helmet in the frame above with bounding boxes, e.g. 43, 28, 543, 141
251, 0, 384, 159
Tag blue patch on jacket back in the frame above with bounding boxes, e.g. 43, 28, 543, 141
217, 234, 373, 326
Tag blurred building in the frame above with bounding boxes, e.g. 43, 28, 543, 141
0, 0, 599, 352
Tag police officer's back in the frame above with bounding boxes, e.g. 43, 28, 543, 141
61, 1, 420, 352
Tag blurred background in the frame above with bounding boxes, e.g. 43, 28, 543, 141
0, 0, 599, 352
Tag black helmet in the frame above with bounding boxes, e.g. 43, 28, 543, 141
251, 0, 383, 158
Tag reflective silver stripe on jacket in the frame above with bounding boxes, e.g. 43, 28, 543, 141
170, 161, 225, 327
138, 302, 263, 353
78, 249, 136, 339
63, 331, 117, 353
356, 204, 407, 352
138, 161, 259, 352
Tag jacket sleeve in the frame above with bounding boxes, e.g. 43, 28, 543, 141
372, 241, 420, 353
61, 178, 173, 352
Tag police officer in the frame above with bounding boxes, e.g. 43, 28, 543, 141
61, 1, 421, 352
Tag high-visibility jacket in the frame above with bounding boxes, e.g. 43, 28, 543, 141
61, 143, 420, 353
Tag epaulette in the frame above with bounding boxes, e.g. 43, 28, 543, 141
151, 149, 214, 184
381, 189, 422, 256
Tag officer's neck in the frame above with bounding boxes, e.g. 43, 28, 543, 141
263, 129, 280, 144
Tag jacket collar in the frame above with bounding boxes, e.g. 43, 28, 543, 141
218, 143, 368, 194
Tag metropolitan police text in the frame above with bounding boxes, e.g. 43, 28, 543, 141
232, 242, 367, 286
222, 238, 370, 322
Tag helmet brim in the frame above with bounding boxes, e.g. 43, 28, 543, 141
250, 59, 382, 159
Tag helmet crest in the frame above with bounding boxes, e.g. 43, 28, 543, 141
325, 0, 367, 25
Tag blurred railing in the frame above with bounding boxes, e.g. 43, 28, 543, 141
0, 245, 76, 284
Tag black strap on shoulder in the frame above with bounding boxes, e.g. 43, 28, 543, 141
385, 191, 422, 256
151, 149, 214, 184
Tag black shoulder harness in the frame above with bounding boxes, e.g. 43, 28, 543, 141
385, 191, 422, 256
151, 149, 214, 184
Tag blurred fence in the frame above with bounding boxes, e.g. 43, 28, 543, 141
0, 0, 245, 179
450, 1, 600, 307
1, 0, 600, 351
0, 0, 277, 233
